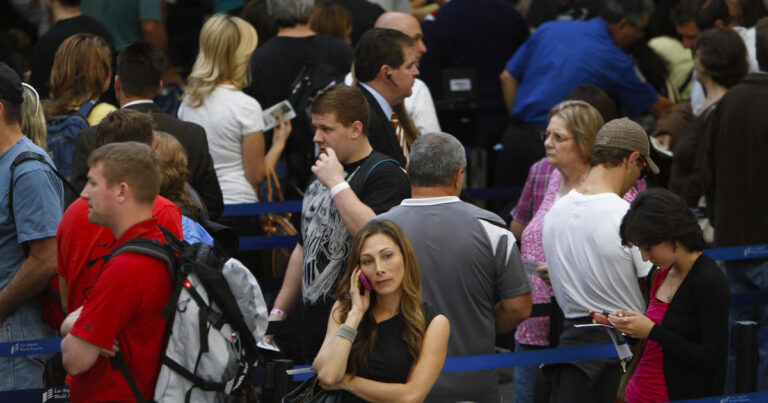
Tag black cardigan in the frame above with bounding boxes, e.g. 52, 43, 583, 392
647, 253, 730, 400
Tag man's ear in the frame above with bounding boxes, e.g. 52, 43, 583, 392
453, 168, 464, 189
116, 182, 129, 203
350, 120, 364, 139
156, 80, 163, 96
114, 75, 122, 94
379, 64, 391, 81
405, 162, 410, 175
628, 151, 641, 167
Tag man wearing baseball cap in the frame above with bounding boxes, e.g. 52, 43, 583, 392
540, 118, 656, 401
0, 63, 64, 391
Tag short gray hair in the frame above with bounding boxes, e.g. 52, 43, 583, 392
600, 0, 654, 26
408, 132, 466, 187
267, 0, 313, 28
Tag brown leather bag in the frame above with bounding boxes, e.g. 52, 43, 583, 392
259, 166, 298, 277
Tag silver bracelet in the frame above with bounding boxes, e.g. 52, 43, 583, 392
337, 324, 358, 342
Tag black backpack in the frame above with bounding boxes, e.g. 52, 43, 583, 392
286, 36, 344, 190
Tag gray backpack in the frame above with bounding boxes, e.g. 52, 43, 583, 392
101, 228, 268, 402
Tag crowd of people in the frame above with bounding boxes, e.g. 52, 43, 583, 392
1, 0, 767, 402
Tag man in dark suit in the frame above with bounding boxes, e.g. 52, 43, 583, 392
353, 28, 420, 167
69, 42, 224, 219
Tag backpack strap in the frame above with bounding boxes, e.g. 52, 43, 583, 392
8, 151, 77, 224
364, 158, 399, 183
76, 100, 98, 122
110, 353, 148, 403
96, 235, 179, 403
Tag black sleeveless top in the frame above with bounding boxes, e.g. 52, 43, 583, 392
342, 303, 439, 402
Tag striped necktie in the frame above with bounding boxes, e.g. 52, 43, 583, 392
391, 113, 409, 160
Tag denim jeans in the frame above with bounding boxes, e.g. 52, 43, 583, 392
514, 340, 546, 403
0, 300, 57, 391
723, 258, 768, 392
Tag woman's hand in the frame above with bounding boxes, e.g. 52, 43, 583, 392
608, 310, 655, 338
350, 266, 370, 315
273, 114, 292, 146
536, 263, 550, 286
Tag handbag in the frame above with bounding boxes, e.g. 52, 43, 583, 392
260, 166, 298, 277
282, 375, 343, 403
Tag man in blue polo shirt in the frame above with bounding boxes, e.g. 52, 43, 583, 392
496, 0, 673, 186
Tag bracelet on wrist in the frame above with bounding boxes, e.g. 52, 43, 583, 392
330, 181, 350, 198
336, 323, 358, 342
270, 308, 286, 320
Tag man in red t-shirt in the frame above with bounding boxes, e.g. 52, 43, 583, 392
61, 142, 171, 402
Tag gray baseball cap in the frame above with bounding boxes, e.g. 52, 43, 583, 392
594, 117, 659, 174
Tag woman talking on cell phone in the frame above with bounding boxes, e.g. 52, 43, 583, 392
312, 220, 450, 402
609, 188, 730, 402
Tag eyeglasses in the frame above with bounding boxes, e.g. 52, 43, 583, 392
540, 131, 573, 143
637, 154, 650, 179
21, 83, 39, 116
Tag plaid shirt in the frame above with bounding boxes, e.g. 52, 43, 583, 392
510, 158, 555, 225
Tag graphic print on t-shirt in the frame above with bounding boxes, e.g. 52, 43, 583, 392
301, 168, 360, 303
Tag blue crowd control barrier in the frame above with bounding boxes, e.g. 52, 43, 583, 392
465, 187, 522, 200
4, 386, 765, 403
291, 343, 622, 382
0, 338, 61, 357
704, 244, 768, 261
0, 386, 69, 403
732, 291, 768, 308
220, 187, 525, 219
674, 391, 768, 402
240, 235, 298, 250
221, 200, 302, 217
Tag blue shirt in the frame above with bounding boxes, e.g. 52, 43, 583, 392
181, 215, 214, 246
506, 18, 658, 125
0, 137, 64, 290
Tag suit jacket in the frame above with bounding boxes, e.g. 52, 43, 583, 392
68, 102, 224, 219
357, 83, 406, 167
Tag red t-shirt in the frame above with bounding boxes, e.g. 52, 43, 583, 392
57, 196, 182, 313
67, 218, 172, 402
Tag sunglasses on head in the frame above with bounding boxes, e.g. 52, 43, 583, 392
21, 83, 39, 116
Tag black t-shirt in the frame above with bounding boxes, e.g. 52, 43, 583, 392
244, 35, 353, 111
342, 303, 439, 403
29, 15, 114, 99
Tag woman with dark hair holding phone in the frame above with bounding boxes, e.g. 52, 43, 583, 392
610, 188, 730, 402
312, 220, 450, 402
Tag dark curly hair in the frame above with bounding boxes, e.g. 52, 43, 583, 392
620, 188, 706, 251
696, 28, 748, 88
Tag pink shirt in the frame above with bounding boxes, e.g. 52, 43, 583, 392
626, 268, 671, 403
